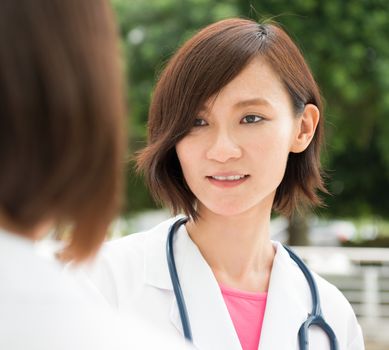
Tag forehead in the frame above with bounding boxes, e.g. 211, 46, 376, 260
201, 58, 292, 112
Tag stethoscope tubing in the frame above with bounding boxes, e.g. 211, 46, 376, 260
166, 217, 339, 349
166, 217, 192, 341
282, 245, 339, 350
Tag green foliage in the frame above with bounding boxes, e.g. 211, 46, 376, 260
112, 0, 389, 218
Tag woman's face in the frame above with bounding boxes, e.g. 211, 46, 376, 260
176, 58, 307, 218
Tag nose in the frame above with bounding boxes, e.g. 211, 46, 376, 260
206, 130, 242, 163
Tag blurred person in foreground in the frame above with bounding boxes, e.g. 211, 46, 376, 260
0, 0, 189, 349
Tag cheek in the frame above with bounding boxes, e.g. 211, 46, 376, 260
176, 139, 199, 180
248, 127, 292, 157
246, 129, 292, 180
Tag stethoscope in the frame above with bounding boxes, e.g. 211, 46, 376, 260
166, 217, 339, 350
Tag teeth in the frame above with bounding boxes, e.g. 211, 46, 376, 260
211, 175, 245, 181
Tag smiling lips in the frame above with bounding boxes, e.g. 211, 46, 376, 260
206, 174, 249, 188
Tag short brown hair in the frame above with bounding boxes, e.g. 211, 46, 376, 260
137, 18, 326, 219
0, 0, 125, 260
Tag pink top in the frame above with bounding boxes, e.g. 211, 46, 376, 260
220, 284, 267, 350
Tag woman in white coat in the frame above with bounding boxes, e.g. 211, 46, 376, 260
75, 18, 364, 349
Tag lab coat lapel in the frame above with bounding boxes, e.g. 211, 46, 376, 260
143, 219, 176, 290
144, 218, 241, 350
258, 242, 310, 350
169, 224, 242, 350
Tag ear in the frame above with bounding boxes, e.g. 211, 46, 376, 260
290, 104, 320, 153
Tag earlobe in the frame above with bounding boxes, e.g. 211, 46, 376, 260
290, 104, 320, 153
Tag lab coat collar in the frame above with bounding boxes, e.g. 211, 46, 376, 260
143, 218, 175, 290
144, 218, 311, 350
144, 217, 241, 350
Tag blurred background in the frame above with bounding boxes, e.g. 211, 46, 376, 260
110, 0, 389, 348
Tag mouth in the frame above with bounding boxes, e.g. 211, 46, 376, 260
206, 174, 249, 188
209, 174, 248, 181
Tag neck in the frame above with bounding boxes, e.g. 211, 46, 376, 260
186, 205, 275, 293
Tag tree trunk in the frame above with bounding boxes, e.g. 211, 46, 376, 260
288, 211, 309, 246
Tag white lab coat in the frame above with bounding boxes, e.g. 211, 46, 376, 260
72, 217, 365, 350
0, 227, 190, 350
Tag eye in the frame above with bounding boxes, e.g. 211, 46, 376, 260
193, 118, 208, 127
241, 114, 263, 124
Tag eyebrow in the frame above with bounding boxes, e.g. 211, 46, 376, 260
199, 97, 272, 113
233, 97, 272, 109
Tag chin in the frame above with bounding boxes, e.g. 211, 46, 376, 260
201, 202, 252, 218
198, 194, 273, 218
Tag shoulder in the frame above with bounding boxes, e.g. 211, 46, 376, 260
275, 242, 356, 313
313, 271, 356, 317
100, 216, 177, 262
0, 242, 123, 349
0, 232, 82, 305
274, 243, 364, 347
66, 217, 179, 304
313, 272, 364, 347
